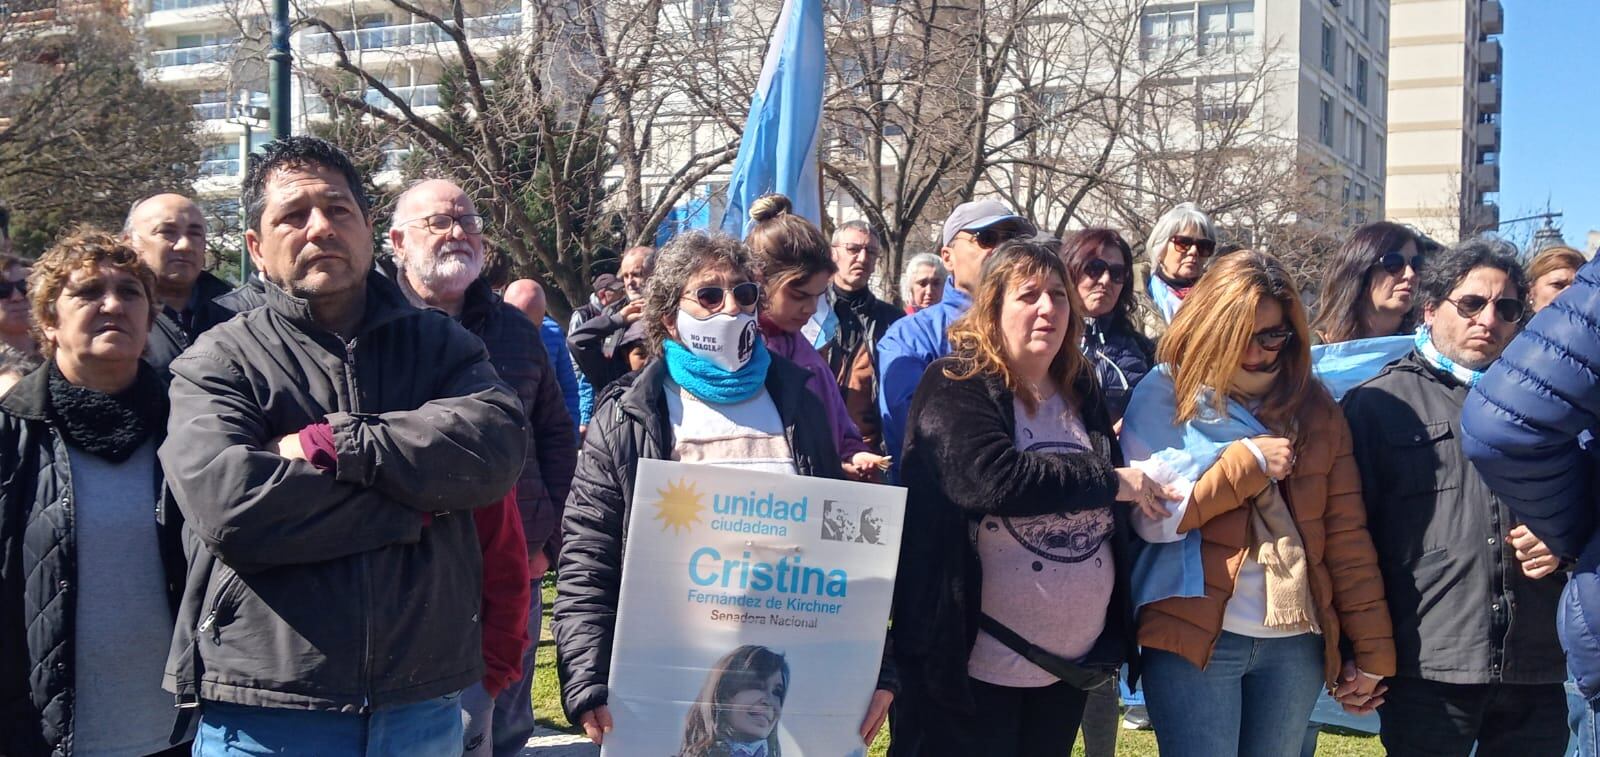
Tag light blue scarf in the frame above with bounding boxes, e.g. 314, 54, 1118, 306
1415, 324, 1487, 387
663, 337, 772, 404
1119, 364, 1272, 609
1310, 334, 1415, 401
1148, 275, 1185, 323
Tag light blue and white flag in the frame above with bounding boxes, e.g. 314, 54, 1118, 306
1310, 334, 1414, 401
715, 0, 825, 237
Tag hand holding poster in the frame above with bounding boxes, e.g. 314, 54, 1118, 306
602, 459, 904, 757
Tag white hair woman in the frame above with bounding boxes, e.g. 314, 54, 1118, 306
899, 252, 948, 314
1143, 202, 1217, 323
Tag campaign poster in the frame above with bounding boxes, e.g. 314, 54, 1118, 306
602, 459, 905, 757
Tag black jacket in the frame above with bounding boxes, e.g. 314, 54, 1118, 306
159, 271, 527, 711
552, 358, 898, 720
1343, 351, 1566, 685
892, 361, 1135, 712
567, 307, 635, 395
827, 285, 902, 371
0, 365, 183, 756
1083, 314, 1156, 422
379, 258, 577, 561
144, 271, 239, 376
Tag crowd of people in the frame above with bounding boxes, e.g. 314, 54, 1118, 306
1, 134, 1597, 757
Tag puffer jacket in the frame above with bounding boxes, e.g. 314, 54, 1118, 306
1462, 254, 1600, 696
1138, 387, 1397, 689
0, 365, 183, 756
1083, 315, 1156, 422
552, 357, 899, 720
160, 271, 527, 712
893, 362, 1136, 713
1345, 352, 1565, 685
379, 259, 577, 566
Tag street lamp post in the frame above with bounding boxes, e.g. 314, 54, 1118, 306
269, 0, 291, 139
230, 90, 270, 280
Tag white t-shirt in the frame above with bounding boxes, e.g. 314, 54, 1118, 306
967, 392, 1115, 687
665, 378, 798, 475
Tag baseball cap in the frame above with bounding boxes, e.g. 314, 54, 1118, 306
593, 273, 623, 293
941, 200, 1036, 247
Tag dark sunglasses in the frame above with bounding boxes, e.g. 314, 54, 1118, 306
959, 226, 1024, 249
0, 280, 25, 299
1082, 258, 1129, 285
1170, 234, 1217, 257
1446, 295, 1525, 323
682, 281, 761, 311
1375, 252, 1425, 276
1253, 328, 1295, 352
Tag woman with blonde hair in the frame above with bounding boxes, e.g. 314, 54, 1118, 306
1526, 245, 1587, 313
745, 194, 887, 480
1120, 250, 1396, 757
892, 238, 1171, 756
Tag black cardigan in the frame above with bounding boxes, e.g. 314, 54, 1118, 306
891, 359, 1136, 712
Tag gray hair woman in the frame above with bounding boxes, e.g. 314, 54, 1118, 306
1144, 202, 1217, 323
553, 230, 897, 748
900, 252, 948, 314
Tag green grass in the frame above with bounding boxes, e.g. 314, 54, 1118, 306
531, 580, 1384, 755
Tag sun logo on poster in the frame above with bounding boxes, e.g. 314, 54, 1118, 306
653, 478, 706, 534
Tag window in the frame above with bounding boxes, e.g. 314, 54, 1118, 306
1198, 1, 1254, 55
1344, 42, 1357, 90
175, 31, 230, 48
1355, 55, 1368, 106
1344, 109, 1356, 159
1375, 73, 1386, 116
1354, 0, 1368, 36
1321, 21, 1336, 72
1319, 92, 1334, 146
1355, 119, 1368, 169
1199, 82, 1246, 123
1140, 8, 1195, 57
692, 0, 733, 39
1353, 183, 1367, 222
830, 0, 866, 21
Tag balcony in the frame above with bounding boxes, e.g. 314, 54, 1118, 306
1477, 81, 1500, 113
1480, 0, 1503, 36
150, 42, 231, 68
1473, 162, 1500, 193
191, 101, 229, 119
305, 83, 441, 114
1469, 201, 1500, 232
150, 0, 223, 11
1478, 38, 1501, 74
301, 13, 520, 55
1475, 121, 1500, 151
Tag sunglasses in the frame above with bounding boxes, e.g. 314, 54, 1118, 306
958, 226, 1024, 249
1445, 295, 1525, 323
1253, 328, 1295, 352
0, 280, 25, 300
682, 281, 761, 311
1082, 259, 1129, 285
1169, 234, 1217, 258
1375, 252, 1425, 276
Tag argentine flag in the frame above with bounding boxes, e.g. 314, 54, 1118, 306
716, 0, 825, 236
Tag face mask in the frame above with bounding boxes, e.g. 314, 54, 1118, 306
676, 309, 760, 372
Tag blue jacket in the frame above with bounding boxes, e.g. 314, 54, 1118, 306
1462, 253, 1600, 695
1084, 314, 1156, 422
876, 278, 970, 478
542, 316, 583, 439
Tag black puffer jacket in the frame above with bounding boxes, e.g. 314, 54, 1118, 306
554, 358, 901, 720
567, 306, 635, 395
893, 361, 1135, 713
160, 271, 527, 712
0, 365, 183, 756
144, 271, 239, 376
379, 258, 577, 562
1082, 315, 1156, 422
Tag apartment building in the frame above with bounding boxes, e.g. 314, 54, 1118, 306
1384, 0, 1502, 244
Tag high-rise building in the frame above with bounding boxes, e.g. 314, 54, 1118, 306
1384, 0, 1502, 243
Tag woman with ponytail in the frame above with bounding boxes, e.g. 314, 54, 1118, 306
745, 194, 889, 481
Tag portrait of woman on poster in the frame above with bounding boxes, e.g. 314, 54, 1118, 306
680, 645, 791, 757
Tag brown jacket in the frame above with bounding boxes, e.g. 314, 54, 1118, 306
1136, 391, 1397, 688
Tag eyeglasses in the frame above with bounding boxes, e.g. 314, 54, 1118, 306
1252, 328, 1295, 352
1169, 235, 1217, 258
1082, 259, 1129, 285
0, 280, 26, 300
1375, 252, 1425, 276
834, 242, 876, 258
1445, 295, 1525, 323
400, 213, 486, 235
681, 281, 761, 311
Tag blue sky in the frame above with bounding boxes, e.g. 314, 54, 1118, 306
1498, 0, 1599, 248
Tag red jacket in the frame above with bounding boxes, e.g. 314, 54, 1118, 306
299, 424, 532, 696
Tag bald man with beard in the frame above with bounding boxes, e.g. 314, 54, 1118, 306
385, 179, 576, 757
124, 193, 237, 374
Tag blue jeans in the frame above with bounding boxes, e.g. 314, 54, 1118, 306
1142, 631, 1324, 757
1570, 675, 1598, 757
192, 692, 464, 757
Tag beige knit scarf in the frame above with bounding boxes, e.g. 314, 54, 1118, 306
1247, 482, 1320, 633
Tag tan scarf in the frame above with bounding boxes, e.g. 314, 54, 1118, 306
1246, 465, 1319, 633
